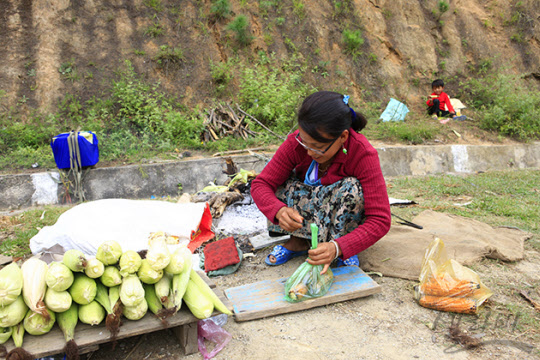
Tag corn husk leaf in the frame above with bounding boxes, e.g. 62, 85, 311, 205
120, 275, 144, 307
12, 322, 25, 348
45, 262, 74, 292
79, 301, 105, 326
101, 266, 122, 287
0, 262, 23, 307
0, 326, 12, 344
119, 250, 142, 277
23, 308, 56, 335
0, 296, 28, 328
165, 246, 189, 275
63, 249, 87, 272
137, 259, 163, 285
96, 241, 123, 266
69, 274, 97, 305
84, 258, 105, 279
123, 298, 147, 321
44, 288, 72, 313
146, 233, 170, 271
21, 258, 49, 319
182, 279, 214, 319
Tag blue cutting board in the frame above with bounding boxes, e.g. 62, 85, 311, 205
224, 266, 381, 321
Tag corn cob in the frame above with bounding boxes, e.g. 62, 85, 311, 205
143, 284, 163, 316
418, 294, 477, 314
420, 274, 480, 297
171, 251, 192, 313
12, 322, 24, 348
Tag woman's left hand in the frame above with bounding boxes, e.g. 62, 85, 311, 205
307, 242, 339, 275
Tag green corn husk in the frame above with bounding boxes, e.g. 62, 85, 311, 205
0, 296, 28, 328
137, 259, 163, 285
120, 275, 144, 307
105, 285, 122, 341
63, 249, 87, 272
45, 262, 74, 292
122, 298, 148, 321
119, 250, 142, 277
189, 270, 232, 315
23, 308, 56, 335
154, 273, 172, 305
12, 322, 25, 347
69, 274, 97, 305
143, 283, 163, 316
57, 302, 78, 341
44, 288, 72, 313
56, 302, 80, 360
101, 266, 122, 287
164, 246, 189, 274
78, 301, 105, 326
84, 258, 105, 279
96, 241, 123, 266
109, 285, 120, 310
146, 234, 171, 271
94, 282, 112, 315
0, 326, 12, 344
171, 253, 192, 313
0, 262, 23, 307
182, 279, 214, 319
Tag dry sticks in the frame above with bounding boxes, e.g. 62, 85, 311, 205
202, 104, 259, 143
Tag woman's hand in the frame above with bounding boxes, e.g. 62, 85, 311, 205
307, 241, 340, 275
276, 207, 304, 232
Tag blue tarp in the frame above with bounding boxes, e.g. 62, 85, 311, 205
380, 98, 409, 122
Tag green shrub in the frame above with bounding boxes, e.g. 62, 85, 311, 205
153, 45, 184, 69
227, 15, 253, 46
238, 63, 313, 134
459, 73, 540, 140
438, 1, 449, 14
210, 59, 234, 94
211, 0, 231, 20
342, 29, 364, 57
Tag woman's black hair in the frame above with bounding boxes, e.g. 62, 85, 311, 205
297, 91, 367, 143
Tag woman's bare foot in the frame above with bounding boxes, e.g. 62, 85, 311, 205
267, 236, 310, 264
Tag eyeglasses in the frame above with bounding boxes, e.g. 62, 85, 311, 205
295, 133, 339, 155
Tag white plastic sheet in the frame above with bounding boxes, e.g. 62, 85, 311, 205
30, 199, 208, 256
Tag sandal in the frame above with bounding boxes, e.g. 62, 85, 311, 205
265, 245, 308, 266
336, 254, 359, 267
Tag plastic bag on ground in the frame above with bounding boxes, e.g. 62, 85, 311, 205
284, 262, 334, 302
414, 238, 493, 314
198, 317, 232, 360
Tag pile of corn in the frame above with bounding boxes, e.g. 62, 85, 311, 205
0, 232, 231, 354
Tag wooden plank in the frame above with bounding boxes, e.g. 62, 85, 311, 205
249, 233, 290, 250
224, 266, 381, 322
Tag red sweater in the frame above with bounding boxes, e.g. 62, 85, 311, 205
251, 129, 391, 259
426, 92, 454, 113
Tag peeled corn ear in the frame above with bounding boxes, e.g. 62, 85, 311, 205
21, 258, 49, 318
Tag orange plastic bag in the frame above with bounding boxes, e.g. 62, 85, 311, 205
415, 238, 492, 314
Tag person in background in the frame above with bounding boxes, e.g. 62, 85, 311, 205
426, 79, 456, 119
251, 91, 391, 274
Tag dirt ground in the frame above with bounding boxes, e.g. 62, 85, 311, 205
81, 241, 540, 360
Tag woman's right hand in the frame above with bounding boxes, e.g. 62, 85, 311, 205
276, 207, 304, 232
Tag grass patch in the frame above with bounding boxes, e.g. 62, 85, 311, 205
0, 206, 72, 257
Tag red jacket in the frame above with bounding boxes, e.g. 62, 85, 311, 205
251, 129, 391, 260
426, 92, 454, 113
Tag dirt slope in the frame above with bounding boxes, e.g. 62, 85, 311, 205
0, 0, 539, 112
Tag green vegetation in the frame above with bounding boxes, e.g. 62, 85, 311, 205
153, 45, 185, 69
227, 15, 252, 46
342, 29, 364, 58
438, 1, 449, 14
210, 0, 231, 20
458, 72, 540, 140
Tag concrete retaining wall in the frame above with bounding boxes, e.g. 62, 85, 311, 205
1, 143, 539, 211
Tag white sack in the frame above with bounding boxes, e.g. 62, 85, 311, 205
30, 199, 207, 256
